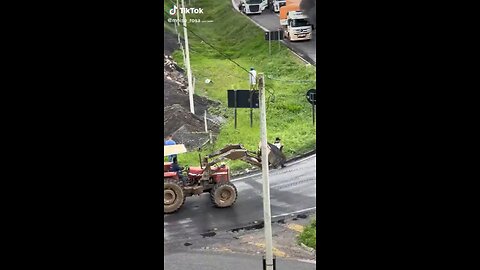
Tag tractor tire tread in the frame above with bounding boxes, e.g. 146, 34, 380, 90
164, 179, 186, 214
210, 182, 238, 208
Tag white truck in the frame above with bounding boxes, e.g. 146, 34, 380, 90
269, 0, 286, 13
280, 9, 312, 41
239, 0, 268, 15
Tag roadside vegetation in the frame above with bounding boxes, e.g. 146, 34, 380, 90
164, 0, 316, 171
298, 218, 316, 250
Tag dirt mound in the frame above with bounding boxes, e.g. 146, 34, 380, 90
164, 104, 219, 150
164, 29, 179, 55
163, 49, 225, 150
164, 104, 218, 134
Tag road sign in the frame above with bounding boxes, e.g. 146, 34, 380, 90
227, 90, 260, 129
306, 89, 316, 105
227, 90, 259, 108
264, 30, 283, 41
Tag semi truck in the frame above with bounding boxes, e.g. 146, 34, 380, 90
269, 0, 286, 13
279, 4, 312, 41
239, 0, 268, 15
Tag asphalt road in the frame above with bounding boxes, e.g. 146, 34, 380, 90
232, 0, 316, 64
164, 155, 316, 243
165, 251, 316, 270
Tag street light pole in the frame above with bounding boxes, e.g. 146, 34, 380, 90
181, 0, 195, 114
259, 73, 274, 270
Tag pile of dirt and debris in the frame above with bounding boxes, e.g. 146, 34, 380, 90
164, 31, 225, 150
164, 104, 217, 149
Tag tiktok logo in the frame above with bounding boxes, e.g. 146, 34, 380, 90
169, 5, 177, 15
168, 4, 204, 15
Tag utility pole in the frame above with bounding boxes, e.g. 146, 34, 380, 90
181, 0, 195, 114
269, 32, 272, 56
204, 110, 208, 132
259, 73, 275, 270
176, 0, 186, 65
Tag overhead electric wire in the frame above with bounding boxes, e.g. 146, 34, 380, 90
163, 10, 252, 76
164, 3, 316, 90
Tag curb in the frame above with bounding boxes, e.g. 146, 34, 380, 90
231, 149, 316, 177
297, 258, 317, 265
300, 243, 316, 254
281, 41, 316, 66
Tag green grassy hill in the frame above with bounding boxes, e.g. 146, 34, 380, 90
164, 0, 316, 171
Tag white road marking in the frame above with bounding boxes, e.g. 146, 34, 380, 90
272, 206, 316, 219
297, 259, 316, 264
281, 42, 312, 65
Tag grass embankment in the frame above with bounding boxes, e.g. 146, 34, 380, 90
298, 219, 316, 250
164, 0, 316, 171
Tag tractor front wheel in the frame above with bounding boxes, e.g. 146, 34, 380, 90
164, 179, 185, 214
210, 182, 238, 208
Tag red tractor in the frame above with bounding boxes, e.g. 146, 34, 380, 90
163, 144, 286, 214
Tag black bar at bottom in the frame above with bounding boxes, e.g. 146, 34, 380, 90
262, 255, 276, 270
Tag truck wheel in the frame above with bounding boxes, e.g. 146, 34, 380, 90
164, 179, 185, 214
210, 182, 238, 208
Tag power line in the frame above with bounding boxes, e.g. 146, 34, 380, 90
163, 10, 252, 76
163, 8, 280, 105
164, 4, 315, 88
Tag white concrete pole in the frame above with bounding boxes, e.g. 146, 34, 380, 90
176, 0, 186, 65
193, 75, 196, 94
259, 73, 274, 270
204, 110, 208, 132
181, 0, 195, 114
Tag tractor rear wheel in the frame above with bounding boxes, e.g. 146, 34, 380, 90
164, 179, 185, 214
210, 182, 238, 208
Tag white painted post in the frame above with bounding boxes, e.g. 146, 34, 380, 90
204, 110, 208, 133
181, 0, 195, 114
259, 73, 274, 270
193, 75, 196, 94
176, 0, 186, 65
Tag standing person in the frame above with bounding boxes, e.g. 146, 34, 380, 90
164, 135, 177, 162
249, 67, 257, 90
273, 137, 286, 168
273, 137, 283, 152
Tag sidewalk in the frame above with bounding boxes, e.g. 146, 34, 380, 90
164, 251, 316, 270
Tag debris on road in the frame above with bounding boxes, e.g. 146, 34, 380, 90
175, 213, 317, 261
